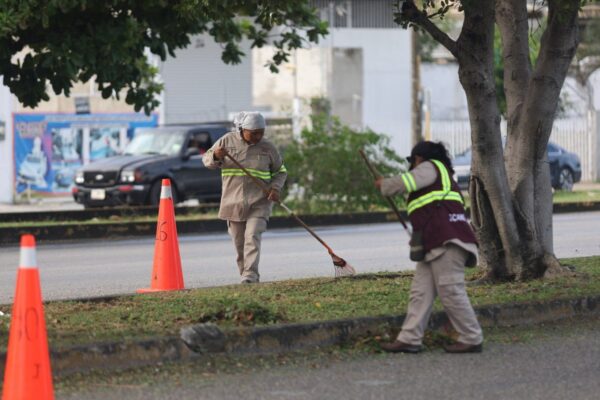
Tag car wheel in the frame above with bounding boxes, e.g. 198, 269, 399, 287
148, 180, 179, 206
557, 168, 574, 192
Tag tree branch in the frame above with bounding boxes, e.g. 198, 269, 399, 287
397, 0, 460, 59
496, 0, 532, 126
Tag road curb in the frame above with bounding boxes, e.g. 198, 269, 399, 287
1, 201, 599, 246
2, 294, 597, 378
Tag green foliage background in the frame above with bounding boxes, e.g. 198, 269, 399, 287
282, 114, 407, 213
0, 1, 327, 113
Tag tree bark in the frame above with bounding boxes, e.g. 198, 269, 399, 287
456, 0, 526, 280
504, 0, 580, 278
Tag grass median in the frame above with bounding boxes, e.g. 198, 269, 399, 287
1, 190, 598, 228
0, 256, 599, 351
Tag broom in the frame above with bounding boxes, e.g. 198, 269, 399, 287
358, 149, 412, 235
223, 150, 356, 277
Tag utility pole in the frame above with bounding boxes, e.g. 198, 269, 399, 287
411, 28, 423, 146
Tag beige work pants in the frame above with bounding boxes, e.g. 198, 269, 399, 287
397, 244, 483, 346
227, 217, 267, 283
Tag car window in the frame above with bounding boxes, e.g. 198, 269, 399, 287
456, 148, 471, 158
547, 143, 559, 153
187, 132, 212, 155
125, 130, 186, 156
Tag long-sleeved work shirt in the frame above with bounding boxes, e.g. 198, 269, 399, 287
202, 131, 287, 221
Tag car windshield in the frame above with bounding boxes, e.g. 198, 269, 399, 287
455, 148, 472, 158
124, 130, 186, 156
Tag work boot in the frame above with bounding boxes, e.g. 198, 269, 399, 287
380, 340, 423, 354
443, 341, 483, 353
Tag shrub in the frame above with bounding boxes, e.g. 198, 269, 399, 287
283, 114, 406, 213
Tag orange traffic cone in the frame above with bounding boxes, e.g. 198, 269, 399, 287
138, 179, 185, 293
2, 234, 54, 400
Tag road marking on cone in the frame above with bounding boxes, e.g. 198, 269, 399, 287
160, 185, 172, 199
19, 234, 37, 269
19, 248, 37, 269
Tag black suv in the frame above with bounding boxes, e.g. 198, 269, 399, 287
73, 124, 229, 208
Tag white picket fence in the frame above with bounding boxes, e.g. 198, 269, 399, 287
429, 112, 598, 181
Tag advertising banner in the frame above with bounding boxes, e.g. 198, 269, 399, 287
14, 113, 158, 195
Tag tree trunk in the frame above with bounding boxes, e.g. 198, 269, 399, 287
400, 0, 581, 281
457, 0, 526, 280
503, 0, 580, 278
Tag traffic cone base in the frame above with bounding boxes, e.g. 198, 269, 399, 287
138, 179, 185, 293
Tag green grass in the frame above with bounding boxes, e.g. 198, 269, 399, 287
0, 256, 599, 350
0, 211, 220, 228
551, 189, 600, 203
1, 190, 598, 228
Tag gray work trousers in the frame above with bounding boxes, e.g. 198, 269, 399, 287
397, 244, 483, 346
227, 217, 268, 283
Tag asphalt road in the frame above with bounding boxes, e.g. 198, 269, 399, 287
0, 211, 599, 303
59, 316, 600, 400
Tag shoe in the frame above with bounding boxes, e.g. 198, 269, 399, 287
443, 342, 483, 353
380, 340, 423, 353
241, 279, 257, 284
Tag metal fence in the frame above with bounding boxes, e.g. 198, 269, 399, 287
429, 113, 598, 181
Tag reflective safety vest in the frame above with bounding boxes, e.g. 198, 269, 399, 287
405, 159, 464, 215
405, 160, 477, 253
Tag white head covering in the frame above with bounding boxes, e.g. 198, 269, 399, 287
234, 111, 266, 132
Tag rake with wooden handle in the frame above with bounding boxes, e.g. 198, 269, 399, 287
223, 149, 356, 277
358, 149, 412, 235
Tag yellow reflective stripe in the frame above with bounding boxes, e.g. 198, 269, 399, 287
222, 168, 270, 176
246, 168, 272, 179
400, 174, 414, 193
222, 168, 271, 180
401, 174, 412, 192
404, 172, 417, 192
407, 191, 464, 214
221, 171, 246, 176
276, 164, 287, 173
431, 159, 450, 191
406, 160, 463, 215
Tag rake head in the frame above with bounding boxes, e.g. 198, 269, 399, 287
330, 252, 356, 277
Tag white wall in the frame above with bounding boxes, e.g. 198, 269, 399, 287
0, 85, 13, 203
160, 34, 254, 124
421, 62, 469, 120
422, 63, 600, 121
254, 47, 329, 110
329, 28, 412, 156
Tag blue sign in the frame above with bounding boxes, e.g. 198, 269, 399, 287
14, 113, 158, 194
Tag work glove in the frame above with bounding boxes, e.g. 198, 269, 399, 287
267, 189, 280, 202
213, 146, 226, 160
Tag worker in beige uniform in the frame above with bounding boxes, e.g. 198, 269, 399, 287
376, 141, 483, 353
202, 112, 287, 284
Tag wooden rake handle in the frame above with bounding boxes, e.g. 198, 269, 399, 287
223, 150, 337, 255
358, 149, 411, 234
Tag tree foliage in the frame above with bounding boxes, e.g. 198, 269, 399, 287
571, 1, 600, 107
0, 1, 327, 113
283, 114, 406, 213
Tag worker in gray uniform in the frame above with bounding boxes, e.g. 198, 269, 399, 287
375, 141, 483, 353
202, 112, 287, 284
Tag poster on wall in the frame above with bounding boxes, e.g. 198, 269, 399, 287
14, 113, 158, 195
